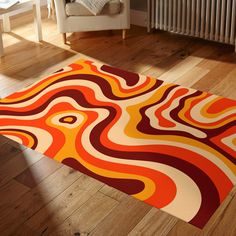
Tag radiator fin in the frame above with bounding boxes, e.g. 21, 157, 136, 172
149, 0, 236, 49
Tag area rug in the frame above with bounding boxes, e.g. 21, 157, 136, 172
0, 59, 235, 228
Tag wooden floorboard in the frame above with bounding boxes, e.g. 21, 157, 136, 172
0, 7, 235, 236
50, 192, 118, 236
0, 142, 22, 166
89, 196, 152, 236
14, 156, 62, 189
22, 175, 105, 235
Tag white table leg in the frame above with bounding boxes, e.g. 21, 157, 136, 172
2, 14, 11, 33
33, 0, 43, 41
0, 25, 4, 57
47, 0, 51, 18
147, 0, 151, 33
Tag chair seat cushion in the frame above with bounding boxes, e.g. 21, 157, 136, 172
65, 0, 121, 16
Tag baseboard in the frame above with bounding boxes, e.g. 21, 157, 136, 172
130, 9, 147, 27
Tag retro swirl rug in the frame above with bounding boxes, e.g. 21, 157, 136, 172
0, 59, 235, 228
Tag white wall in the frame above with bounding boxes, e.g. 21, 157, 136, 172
130, 0, 147, 27
130, 0, 147, 11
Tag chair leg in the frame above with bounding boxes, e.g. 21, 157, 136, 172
122, 29, 126, 40
62, 33, 66, 44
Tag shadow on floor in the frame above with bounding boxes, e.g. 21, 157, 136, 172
0, 134, 62, 235
0, 32, 76, 78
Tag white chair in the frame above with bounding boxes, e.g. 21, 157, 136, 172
53, 0, 130, 44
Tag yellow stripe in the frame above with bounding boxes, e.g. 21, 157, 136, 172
201, 96, 236, 118
125, 90, 236, 175
1, 71, 80, 103
179, 93, 236, 129
0, 130, 35, 148
1, 59, 157, 103
74, 60, 157, 98
48, 110, 156, 201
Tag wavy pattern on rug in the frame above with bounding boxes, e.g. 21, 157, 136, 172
0, 59, 235, 228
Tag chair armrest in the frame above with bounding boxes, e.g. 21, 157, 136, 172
120, 0, 130, 28
121, 0, 130, 13
54, 0, 67, 20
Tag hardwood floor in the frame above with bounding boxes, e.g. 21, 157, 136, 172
0, 7, 236, 236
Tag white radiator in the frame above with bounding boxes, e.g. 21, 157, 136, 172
147, 0, 236, 51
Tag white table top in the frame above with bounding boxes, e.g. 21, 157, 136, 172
0, 0, 38, 15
